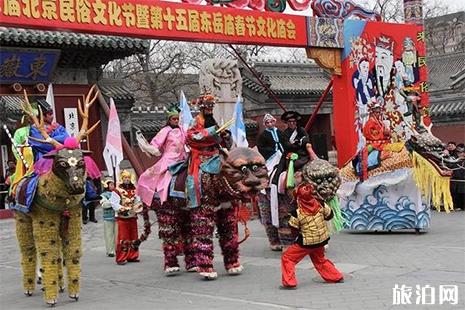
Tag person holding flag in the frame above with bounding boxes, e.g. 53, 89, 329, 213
183, 93, 235, 279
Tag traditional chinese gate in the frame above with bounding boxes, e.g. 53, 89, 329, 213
0, 0, 429, 167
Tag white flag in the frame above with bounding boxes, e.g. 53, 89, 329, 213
46, 83, 56, 120
103, 98, 123, 177
230, 96, 249, 147
179, 91, 193, 133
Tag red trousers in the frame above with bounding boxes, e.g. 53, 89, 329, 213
281, 243, 343, 287
116, 217, 139, 264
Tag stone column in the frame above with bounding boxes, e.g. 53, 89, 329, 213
199, 59, 242, 123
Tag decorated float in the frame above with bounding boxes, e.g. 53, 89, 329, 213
333, 18, 456, 232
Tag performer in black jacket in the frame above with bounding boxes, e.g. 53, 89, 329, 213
257, 114, 296, 251
257, 114, 287, 161
281, 111, 310, 170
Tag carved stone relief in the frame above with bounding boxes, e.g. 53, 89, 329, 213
199, 58, 242, 122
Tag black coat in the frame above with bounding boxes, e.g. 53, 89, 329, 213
283, 127, 310, 170
451, 159, 465, 194
257, 128, 290, 161
283, 127, 309, 155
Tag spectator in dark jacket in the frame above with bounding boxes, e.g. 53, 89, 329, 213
82, 177, 102, 224
451, 146, 465, 211
445, 141, 457, 158
0, 175, 6, 209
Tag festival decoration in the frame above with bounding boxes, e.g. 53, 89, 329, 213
12, 87, 99, 306
332, 18, 454, 232
312, 0, 381, 21
0, 0, 307, 47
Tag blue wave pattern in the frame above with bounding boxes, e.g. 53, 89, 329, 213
342, 185, 430, 230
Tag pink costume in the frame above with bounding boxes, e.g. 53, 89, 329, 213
136, 126, 187, 206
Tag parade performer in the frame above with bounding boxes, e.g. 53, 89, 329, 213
9, 112, 34, 193
257, 114, 294, 251
352, 103, 400, 180
184, 93, 238, 279
29, 98, 69, 161
136, 105, 191, 274
257, 114, 287, 164
115, 170, 142, 265
12, 88, 99, 306
281, 111, 310, 170
281, 183, 344, 289
136, 105, 187, 206
362, 103, 391, 151
186, 94, 229, 208
100, 180, 121, 257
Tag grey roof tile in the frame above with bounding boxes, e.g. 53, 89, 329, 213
0, 27, 149, 52
98, 84, 134, 101
429, 97, 465, 117
241, 60, 332, 96
0, 95, 23, 116
428, 52, 465, 91
132, 116, 258, 134
0, 82, 134, 117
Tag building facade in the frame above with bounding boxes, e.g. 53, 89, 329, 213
426, 12, 465, 144
0, 28, 148, 177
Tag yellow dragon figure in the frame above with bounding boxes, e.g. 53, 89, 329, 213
13, 87, 99, 306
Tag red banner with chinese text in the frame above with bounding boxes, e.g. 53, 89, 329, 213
0, 0, 308, 47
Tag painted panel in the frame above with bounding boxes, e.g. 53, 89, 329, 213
333, 20, 429, 166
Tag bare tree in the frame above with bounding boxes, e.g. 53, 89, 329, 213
358, 0, 450, 22
103, 41, 268, 107
358, 0, 453, 56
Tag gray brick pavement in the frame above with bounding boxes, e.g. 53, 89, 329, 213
0, 210, 464, 309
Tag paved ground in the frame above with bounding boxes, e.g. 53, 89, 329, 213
1, 209, 464, 309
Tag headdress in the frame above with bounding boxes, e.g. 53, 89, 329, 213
375, 35, 394, 51
36, 98, 53, 114
403, 37, 415, 50
263, 113, 276, 125
358, 57, 370, 65
166, 103, 180, 118
120, 170, 132, 180
369, 102, 382, 111
191, 93, 216, 109
102, 178, 115, 189
281, 111, 302, 122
